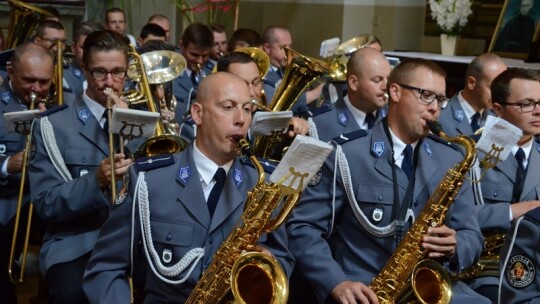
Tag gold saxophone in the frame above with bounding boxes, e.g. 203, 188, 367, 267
369, 121, 477, 304
185, 138, 302, 304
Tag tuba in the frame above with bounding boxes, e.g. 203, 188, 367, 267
369, 121, 477, 304
124, 46, 189, 158
252, 47, 328, 160
185, 138, 299, 304
4, 0, 54, 50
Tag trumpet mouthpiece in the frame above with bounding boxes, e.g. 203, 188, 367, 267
29, 91, 37, 102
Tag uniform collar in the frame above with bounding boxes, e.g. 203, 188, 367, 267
192, 140, 233, 186
343, 95, 375, 130
388, 127, 418, 167
513, 138, 533, 167
457, 91, 481, 123
82, 90, 106, 127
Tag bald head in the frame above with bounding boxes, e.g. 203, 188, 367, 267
347, 47, 388, 78
11, 43, 53, 69
197, 72, 250, 104
463, 53, 507, 110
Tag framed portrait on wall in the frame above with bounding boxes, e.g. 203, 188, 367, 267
489, 0, 540, 59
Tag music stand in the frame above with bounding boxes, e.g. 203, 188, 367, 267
3, 110, 40, 135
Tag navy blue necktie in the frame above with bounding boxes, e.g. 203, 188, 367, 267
471, 112, 481, 133
365, 113, 376, 129
402, 145, 414, 180
190, 71, 199, 87
102, 112, 109, 136
512, 148, 527, 203
207, 168, 226, 217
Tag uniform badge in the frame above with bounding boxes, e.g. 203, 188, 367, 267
372, 208, 383, 222
78, 109, 89, 123
454, 110, 464, 122
162, 249, 172, 263
309, 167, 323, 187
506, 254, 535, 288
379, 108, 387, 118
2, 92, 10, 104
372, 141, 385, 157
73, 68, 82, 79
234, 169, 242, 187
114, 173, 129, 206
423, 142, 433, 157
0, 143, 6, 155
178, 166, 191, 183
338, 112, 347, 126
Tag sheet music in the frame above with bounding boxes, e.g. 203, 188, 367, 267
320, 37, 340, 58
270, 135, 333, 191
250, 111, 293, 137
3, 110, 40, 133
110, 107, 160, 138
476, 116, 522, 161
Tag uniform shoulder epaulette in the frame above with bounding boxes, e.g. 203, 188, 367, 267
310, 103, 334, 117
135, 154, 176, 173
427, 133, 459, 151
39, 104, 69, 117
331, 130, 368, 145
240, 155, 278, 174
524, 207, 540, 225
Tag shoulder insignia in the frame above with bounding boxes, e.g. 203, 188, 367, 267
233, 169, 243, 187
331, 130, 368, 145
114, 172, 130, 206
78, 108, 90, 123
73, 67, 82, 79
505, 254, 535, 289
135, 154, 175, 173
2, 91, 11, 103
338, 112, 347, 126
308, 167, 323, 187
372, 141, 385, 157
311, 103, 334, 117
423, 142, 433, 157
525, 207, 540, 225
40, 104, 68, 117
177, 165, 191, 184
453, 110, 465, 122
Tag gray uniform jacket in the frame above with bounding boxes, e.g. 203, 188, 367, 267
439, 94, 493, 137
0, 81, 28, 225
499, 206, 540, 304
470, 139, 540, 290
287, 122, 486, 303
28, 96, 113, 275
311, 97, 386, 142
63, 62, 85, 97
83, 145, 294, 303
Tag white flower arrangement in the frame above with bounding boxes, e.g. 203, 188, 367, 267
428, 0, 473, 36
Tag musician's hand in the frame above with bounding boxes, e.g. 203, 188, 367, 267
287, 117, 309, 138
422, 225, 456, 259
252, 244, 274, 258
97, 153, 133, 189
160, 107, 175, 123
37, 102, 47, 112
7, 151, 25, 174
511, 200, 540, 220
103, 88, 128, 109
331, 281, 379, 304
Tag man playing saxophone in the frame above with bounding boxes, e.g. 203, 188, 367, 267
83, 72, 293, 303
28, 30, 133, 303
286, 58, 490, 304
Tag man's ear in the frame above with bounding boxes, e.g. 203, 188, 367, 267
262, 42, 271, 54
191, 102, 203, 125
466, 75, 476, 91
388, 83, 400, 103
492, 102, 503, 116
347, 74, 358, 92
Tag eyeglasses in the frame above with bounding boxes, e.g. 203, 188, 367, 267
89, 69, 127, 80
397, 83, 449, 109
503, 99, 540, 113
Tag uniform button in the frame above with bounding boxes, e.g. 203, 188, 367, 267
494, 191, 498, 197
377, 195, 383, 201
166, 233, 172, 241
208, 238, 213, 245
413, 200, 418, 207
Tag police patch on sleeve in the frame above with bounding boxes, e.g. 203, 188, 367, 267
114, 173, 130, 206
506, 254, 535, 288
309, 167, 322, 187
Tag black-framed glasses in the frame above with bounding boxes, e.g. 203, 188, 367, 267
398, 83, 449, 109
89, 69, 127, 80
502, 99, 540, 113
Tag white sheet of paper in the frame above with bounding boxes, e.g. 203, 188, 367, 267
3, 110, 40, 133
250, 111, 293, 137
110, 107, 160, 138
476, 116, 522, 161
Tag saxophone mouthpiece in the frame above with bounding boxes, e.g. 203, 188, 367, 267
233, 136, 253, 157
427, 120, 445, 137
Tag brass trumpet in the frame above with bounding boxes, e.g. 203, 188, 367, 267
8, 92, 38, 284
